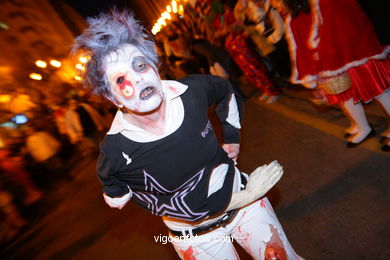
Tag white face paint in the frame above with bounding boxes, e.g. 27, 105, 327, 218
104, 44, 164, 113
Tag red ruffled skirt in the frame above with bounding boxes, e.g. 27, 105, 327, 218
326, 57, 390, 105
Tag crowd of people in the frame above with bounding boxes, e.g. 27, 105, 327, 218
0, 94, 113, 244
155, 0, 292, 105
153, 0, 389, 151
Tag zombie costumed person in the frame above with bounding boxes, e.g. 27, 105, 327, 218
271, 0, 390, 150
73, 10, 303, 259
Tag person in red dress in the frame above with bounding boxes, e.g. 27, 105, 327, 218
209, 3, 282, 103
271, 0, 390, 150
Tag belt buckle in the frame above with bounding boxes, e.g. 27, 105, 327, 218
216, 212, 231, 228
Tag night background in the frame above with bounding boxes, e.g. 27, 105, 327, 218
64, 0, 169, 28
0, 0, 389, 259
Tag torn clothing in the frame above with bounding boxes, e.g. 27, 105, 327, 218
172, 198, 304, 260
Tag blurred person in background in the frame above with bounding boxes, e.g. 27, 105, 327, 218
23, 124, 71, 182
76, 97, 106, 141
0, 180, 27, 243
161, 21, 204, 77
49, 103, 76, 162
64, 98, 104, 156
0, 148, 42, 206
209, 0, 282, 104
235, 0, 291, 82
64, 99, 84, 148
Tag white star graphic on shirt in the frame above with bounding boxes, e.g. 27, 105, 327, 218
133, 169, 208, 221
122, 152, 132, 165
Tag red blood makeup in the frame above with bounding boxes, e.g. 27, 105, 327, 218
117, 75, 135, 98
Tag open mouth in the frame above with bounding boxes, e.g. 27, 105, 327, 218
139, 86, 155, 100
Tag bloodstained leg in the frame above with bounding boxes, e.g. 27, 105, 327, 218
264, 225, 287, 260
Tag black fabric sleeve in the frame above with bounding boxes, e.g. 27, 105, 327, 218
182, 74, 243, 144
96, 138, 130, 197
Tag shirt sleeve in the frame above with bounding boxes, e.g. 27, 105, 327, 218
194, 75, 243, 144
96, 139, 131, 197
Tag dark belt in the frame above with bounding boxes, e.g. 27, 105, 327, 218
169, 209, 239, 237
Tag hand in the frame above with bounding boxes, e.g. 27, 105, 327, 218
225, 160, 283, 212
246, 160, 283, 200
222, 143, 240, 162
103, 191, 132, 210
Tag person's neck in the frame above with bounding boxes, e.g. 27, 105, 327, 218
123, 101, 166, 136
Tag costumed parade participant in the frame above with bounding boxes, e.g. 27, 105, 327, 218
207, 1, 282, 104
271, 0, 390, 150
73, 10, 303, 259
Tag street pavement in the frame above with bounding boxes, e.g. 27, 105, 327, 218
2, 86, 389, 260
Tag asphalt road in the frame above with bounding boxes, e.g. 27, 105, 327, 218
3, 88, 390, 260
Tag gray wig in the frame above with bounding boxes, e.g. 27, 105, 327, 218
73, 9, 158, 101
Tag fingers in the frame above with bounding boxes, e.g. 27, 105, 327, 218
269, 168, 283, 186
230, 156, 238, 163
228, 153, 238, 162
247, 161, 283, 191
227, 150, 238, 158
251, 165, 266, 175
251, 161, 282, 178
268, 164, 283, 184
103, 193, 130, 210
222, 144, 240, 161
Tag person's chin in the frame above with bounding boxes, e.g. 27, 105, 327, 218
128, 98, 163, 114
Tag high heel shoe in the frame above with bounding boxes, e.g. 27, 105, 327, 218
344, 126, 365, 140
379, 136, 390, 144
381, 137, 390, 152
346, 129, 376, 148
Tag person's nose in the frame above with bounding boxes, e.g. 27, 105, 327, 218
126, 71, 142, 87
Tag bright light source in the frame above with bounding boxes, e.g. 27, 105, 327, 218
162, 11, 170, 20
79, 56, 88, 63
172, 0, 178, 13
29, 73, 42, 80
35, 60, 47, 68
179, 5, 184, 15
75, 64, 84, 70
0, 21, 10, 30
0, 95, 11, 103
157, 18, 165, 26
50, 60, 62, 68
166, 5, 172, 13
74, 75, 82, 81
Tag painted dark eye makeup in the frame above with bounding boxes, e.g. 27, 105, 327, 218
132, 56, 149, 72
116, 76, 125, 84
